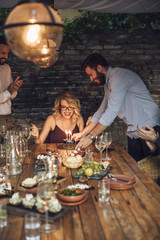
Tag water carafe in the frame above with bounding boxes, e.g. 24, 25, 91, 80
6, 135, 22, 175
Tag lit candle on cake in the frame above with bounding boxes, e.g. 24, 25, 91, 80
68, 130, 72, 141
65, 130, 68, 141
64, 130, 74, 144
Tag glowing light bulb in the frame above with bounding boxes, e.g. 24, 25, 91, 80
41, 47, 48, 54
23, 25, 41, 46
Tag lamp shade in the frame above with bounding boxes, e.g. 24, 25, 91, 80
3, 0, 64, 62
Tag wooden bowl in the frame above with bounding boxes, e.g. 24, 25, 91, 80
57, 188, 86, 203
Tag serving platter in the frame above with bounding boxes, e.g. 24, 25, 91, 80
19, 176, 67, 194
7, 204, 71, 222
72, 165, 112, 180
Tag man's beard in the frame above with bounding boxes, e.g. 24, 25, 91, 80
0, 58, 6, 65
95, 70, 106, 85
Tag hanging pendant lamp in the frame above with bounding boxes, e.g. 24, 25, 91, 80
3, 0, 64, 64
33, 42, 59, 68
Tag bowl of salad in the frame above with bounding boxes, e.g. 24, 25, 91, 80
57, 188, 86, 202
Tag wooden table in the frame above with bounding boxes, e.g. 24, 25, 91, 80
0, 142, 160, 240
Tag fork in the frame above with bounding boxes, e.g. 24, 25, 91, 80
108, 173, 130, 183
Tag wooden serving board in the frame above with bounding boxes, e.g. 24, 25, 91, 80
7, 204, 71, 223
18, 176, 67, 194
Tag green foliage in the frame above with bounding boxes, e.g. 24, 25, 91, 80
0, 8, 8, 36
0, 8, 160, 40
63, 12, 160, 40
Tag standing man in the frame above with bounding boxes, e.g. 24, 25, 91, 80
73, 53, 160, 162
0, 36, 23, 142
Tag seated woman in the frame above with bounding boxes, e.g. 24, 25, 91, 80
32, 92, 84, 143
137, 124, 160, 155
137, 124, 160, 185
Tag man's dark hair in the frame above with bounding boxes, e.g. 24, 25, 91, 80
81, 53, 109, 71
0, 36, 7, 45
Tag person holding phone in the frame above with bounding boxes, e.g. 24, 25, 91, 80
0, 36, 23, 142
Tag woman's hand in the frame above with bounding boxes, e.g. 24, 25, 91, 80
137, 124, 157, 142
31, 124, 39, 139
145, 140, 157, 152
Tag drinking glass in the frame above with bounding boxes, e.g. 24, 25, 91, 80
0, 144, 6, 164
85, 148, 94, 164
98, 179, 110, 208
36, 181, 56, 233
22, 126, 32, 152
102, 131, 112, 160
25, 213, 40, 240
95, 135, 106, 164
0, 199, 7, 227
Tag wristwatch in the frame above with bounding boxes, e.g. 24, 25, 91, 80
88, 134, 94, 141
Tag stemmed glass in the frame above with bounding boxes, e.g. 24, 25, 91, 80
36, 181, 56, 233
22, 126, 32, 152
102, 131, 112, 160
15, 131, 26, 159
95, 135, 106, 164
0, 125, 7, 142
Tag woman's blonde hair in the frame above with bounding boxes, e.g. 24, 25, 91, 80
53, 92, 81, 123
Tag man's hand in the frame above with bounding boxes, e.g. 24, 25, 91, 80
86, 116, 92, 126
72, 132, 83, 142
75, 135, 92, 149
8, 76, 23, 95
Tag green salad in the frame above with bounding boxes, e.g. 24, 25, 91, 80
61, 189, 82, 196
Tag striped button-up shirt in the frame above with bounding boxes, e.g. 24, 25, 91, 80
91, 66, 160, 139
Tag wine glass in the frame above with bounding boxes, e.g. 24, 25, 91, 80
102, 131, 112, 160
36, 181, 56, 233
0, 125, 7, 142
44, 156, 59, 193
15, 131, 26, 159
22, 126, 31, 152
95, 135, 106, 164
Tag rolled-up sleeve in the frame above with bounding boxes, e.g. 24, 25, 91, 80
91, 87, 108, 124
0, 90, 11, 104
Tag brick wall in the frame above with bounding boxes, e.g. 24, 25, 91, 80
8, 29, 160, 149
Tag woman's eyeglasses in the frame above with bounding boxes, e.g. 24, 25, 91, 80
60, 106, 74, 111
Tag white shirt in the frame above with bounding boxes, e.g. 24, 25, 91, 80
0, 64, 17, 115
91, 66, 160, 139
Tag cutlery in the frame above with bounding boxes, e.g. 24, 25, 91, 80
108, 173, 130, 183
